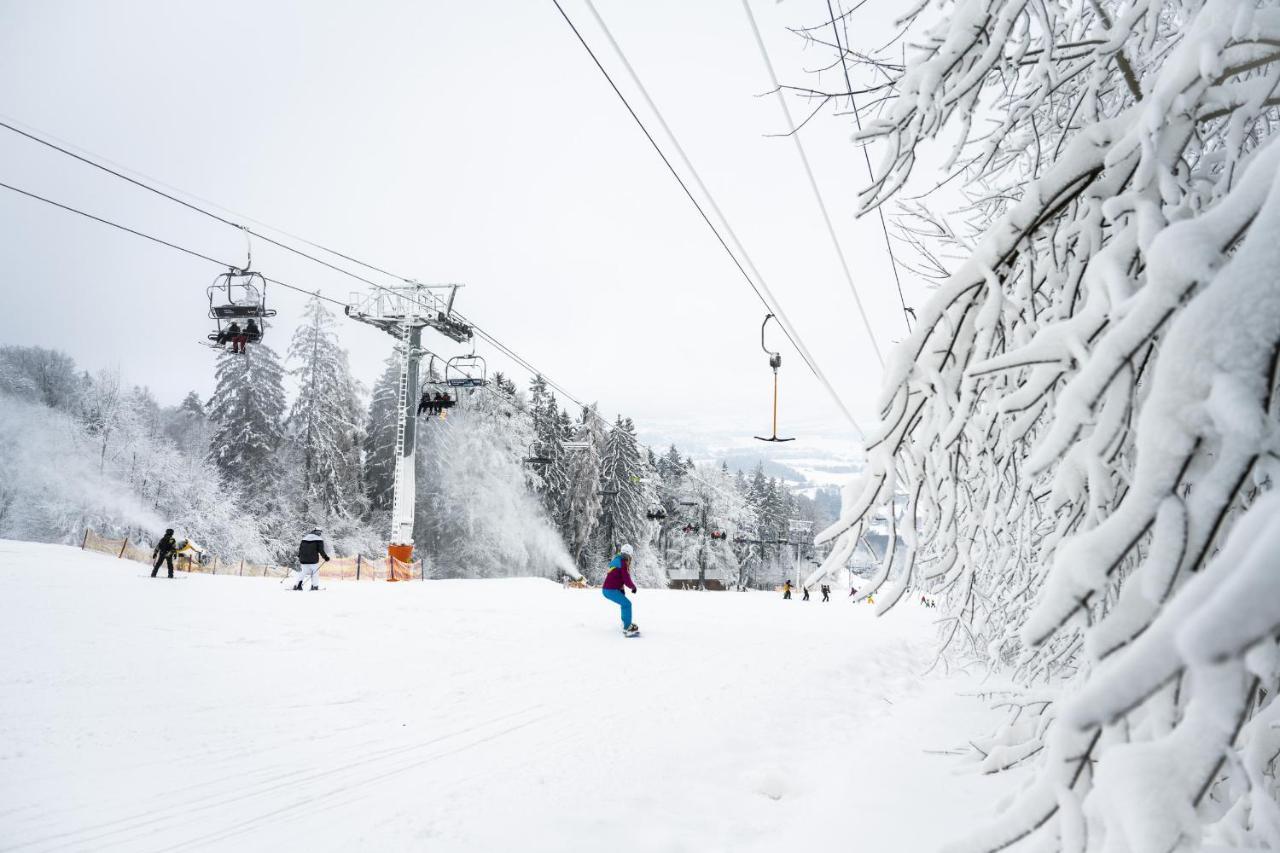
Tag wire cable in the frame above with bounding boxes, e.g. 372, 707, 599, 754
0, 179, 354, 315
825, 0, 912, 332
550, 0, 864, 440
0, 174, 763, 514
741, 0, 886, 367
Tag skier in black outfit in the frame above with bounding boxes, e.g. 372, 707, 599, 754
821, 584, 830, 602
802, 585, 810, 601
293, 527, 330, 591
151, 529, 177, 578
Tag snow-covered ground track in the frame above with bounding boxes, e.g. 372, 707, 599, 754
0, 540, 1019, 852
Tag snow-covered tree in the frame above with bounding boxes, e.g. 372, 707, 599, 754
205, 343, 286, 503
564, 404, 607, 575
163, 391, 211, 460
596, 416, 649, 559
0, 345, 78, 410
363, 354, 399, 515
285, 297, 365, 521
416, 384, 575, 580
528, 375, 571, 525
795, 0, 1280, 847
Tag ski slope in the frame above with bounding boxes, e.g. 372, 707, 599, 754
0, 540, 1021, 852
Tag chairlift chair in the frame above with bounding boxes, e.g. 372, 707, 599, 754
206, 268, 276, 347
445, 353, 488, 389
754, 313, 795, 443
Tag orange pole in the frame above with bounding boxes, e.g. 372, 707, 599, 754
772, 370, 780, 438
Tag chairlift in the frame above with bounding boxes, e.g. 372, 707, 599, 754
445, 353, 488, 388
754, 313, 795, 443
416, 354, 457, 417
205, 268, 276, 349
562, 440, 591, 452
646, 506, 667, 521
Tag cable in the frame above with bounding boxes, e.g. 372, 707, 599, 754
3, 184, 769, 524
825, 0, 912, 332
0, 179, 352, 315
741, 0, 886, 367
550, 0, 865, 440
0, 117, 820, 513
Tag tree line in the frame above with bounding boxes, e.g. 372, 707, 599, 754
0, 295, 836, 584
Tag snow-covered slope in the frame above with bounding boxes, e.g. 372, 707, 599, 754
0, 540, 1018, 852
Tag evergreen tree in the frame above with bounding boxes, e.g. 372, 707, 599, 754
597, 416, 648, 559
564, 404, 606, 574
286, 297, 365, 520
528, 376, 570, 526
206, 344, 286, 501
363, 355, 400, 514
164, 391, 211, 460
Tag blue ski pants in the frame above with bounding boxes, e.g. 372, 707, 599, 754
602, 588, 632, 629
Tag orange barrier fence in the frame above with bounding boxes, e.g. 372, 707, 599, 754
81, 529, 423, 582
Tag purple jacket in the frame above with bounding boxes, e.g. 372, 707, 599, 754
602, 555, 636, 592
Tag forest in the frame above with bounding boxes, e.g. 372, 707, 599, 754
0, 299, 836, 589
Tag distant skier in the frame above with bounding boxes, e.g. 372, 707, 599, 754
601, 543, 639, 636
802, 585, 810, 601
821, 584, 830, 602
293, 527, 330, 591
782, 580, 792, 600
150, 528, 177, 579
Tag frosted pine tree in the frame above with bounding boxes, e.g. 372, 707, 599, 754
363, 354, 400, 514
528, 376, 571, 523
206, 344, 286, 504
597, 416, 649, 559
286, 297, 365, 520
564, 404, 607, 575
791, 0, 1280, 848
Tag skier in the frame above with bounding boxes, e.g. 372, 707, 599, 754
802, 585, 810, 601
150, 528, 177, 578
244, 319, 259, 346
293, 527, 330, 591
231, 321, 249, 355
821, 584, 830, 602
782, 579, 792, 600
601, 543, 639, 636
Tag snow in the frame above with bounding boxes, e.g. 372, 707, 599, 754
0, 539, 1020, 852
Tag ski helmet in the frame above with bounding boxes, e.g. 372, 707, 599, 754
620, 544, 634, 556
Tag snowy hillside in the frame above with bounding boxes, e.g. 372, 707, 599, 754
0, 540, 1019, 852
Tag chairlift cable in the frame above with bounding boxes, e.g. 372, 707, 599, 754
741, 0, 885, 367
825, 0, 913, 332
549, 0, 864, 440
0, 132, 804, 517
0, 179, 354, 315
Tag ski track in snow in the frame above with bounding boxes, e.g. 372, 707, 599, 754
0, 541, 1022, 852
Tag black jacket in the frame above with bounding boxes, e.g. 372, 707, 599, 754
298, 532, 330, 564
153, 534, 176, 559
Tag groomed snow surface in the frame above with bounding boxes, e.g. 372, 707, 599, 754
0, 540, 1020, 852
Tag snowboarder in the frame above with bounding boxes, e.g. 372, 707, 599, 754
293, 527, 330, 591
782, 580, 792, 600
150, 528, 177, 578
821, 584, 830, 602
602, 543, 639, 636
802, 585, 810, 601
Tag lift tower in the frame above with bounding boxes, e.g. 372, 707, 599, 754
346, 283, 472, 566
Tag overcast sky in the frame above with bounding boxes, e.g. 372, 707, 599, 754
0, 0, 921, 455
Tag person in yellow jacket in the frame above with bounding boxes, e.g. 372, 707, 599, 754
782, 580, 792, 600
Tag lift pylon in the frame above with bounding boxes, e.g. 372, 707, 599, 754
345, 283, 472, 567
